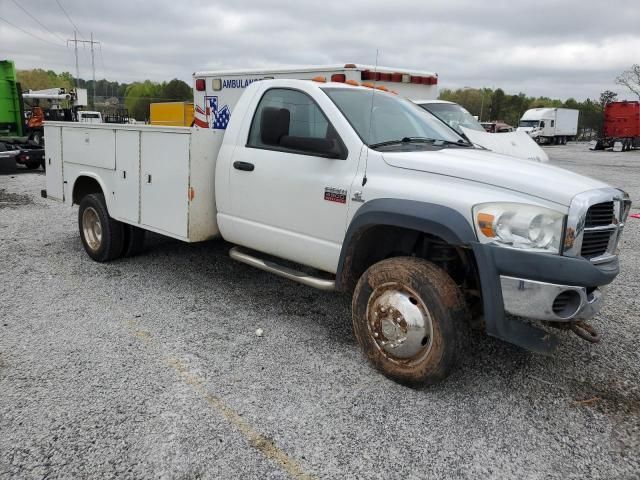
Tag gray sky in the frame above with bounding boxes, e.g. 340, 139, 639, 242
2, 0, 638, 100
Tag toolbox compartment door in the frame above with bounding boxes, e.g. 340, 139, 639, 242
44, 125, 64, 201
140, 130, 190, 238
112, 130, 140, 223
62, 127, 115, 170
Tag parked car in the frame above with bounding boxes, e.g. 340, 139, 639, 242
481, 121, 515, 133
415, 99, 485, 135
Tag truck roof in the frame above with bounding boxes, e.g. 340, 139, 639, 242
413, 99, 454, 105
521, 107, 579, 120
194, 64, 437, 78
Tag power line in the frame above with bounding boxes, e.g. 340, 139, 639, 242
9, 0, 66, 43
0, 14, 65, 47
55, 0, 85, 40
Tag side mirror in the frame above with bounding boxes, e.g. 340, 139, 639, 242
279, 136, 346, 159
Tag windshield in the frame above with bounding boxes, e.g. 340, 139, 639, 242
323, 88, 464, 149
419, 103, 484, 133
519, 120, 539, 128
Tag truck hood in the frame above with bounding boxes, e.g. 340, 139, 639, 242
381, 148, 608, 206
461, 127, 548, 162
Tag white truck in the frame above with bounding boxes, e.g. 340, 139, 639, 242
517, 108, 579, 145
43, 68, 631, 385
77, 111, 103, 124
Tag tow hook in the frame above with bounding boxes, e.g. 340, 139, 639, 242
547, 320, 601, 344
570, 321, 601, 344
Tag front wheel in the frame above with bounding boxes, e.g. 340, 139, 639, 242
352, 257, 469, 386
78, 193, 124, 262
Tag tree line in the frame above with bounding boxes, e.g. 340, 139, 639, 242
16, 69, 192, 121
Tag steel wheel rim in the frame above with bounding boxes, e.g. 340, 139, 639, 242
366, 282, 434, 365
82, 207, 102, 252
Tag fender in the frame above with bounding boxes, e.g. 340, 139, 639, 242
70, 172, 111, 211
335, 198, 476, 291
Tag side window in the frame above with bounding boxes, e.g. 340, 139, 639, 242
247, 88, 346, 159
550, 120, 555, 127
540, 121, 545, 128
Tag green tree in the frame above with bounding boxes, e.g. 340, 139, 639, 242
162, 79, 192, 101
124, 80, 163, 121
599, 90, 618, 107
491, 88, 505, 120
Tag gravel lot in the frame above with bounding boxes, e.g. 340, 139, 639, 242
1, 142, 639, 479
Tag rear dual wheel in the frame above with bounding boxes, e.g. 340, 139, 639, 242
78, 193, 145, 261
352, 257, 469, 386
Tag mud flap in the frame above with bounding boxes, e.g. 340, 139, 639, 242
471, 243, 558, 354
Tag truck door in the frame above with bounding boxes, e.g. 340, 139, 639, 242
225, 87, 360, 273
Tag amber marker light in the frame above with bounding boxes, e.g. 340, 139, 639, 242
477, 213, 495, 237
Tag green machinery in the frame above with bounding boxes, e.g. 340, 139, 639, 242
0, 60, 25, 137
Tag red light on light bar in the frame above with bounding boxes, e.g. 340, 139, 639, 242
331, 74, 346, 82
419, 76, 438, 85
195, 79, 205, 91
361, 70, 380, 81
379, 73, 391, 81
410, 76, 422, 84
391, 73, 402, 82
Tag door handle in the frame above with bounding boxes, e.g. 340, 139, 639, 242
146, 173, 152, 184
233, 161, 254, 172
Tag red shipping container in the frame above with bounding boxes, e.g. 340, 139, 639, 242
603, 101, 640, 138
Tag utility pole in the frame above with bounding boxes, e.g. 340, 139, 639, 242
73, 30, 79, 88
90, 32, 95, 108
67, 33, 100, 108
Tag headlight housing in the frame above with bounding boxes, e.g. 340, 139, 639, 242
473, 203, 566, 254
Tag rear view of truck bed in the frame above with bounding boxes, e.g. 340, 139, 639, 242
44, 122, 222, 242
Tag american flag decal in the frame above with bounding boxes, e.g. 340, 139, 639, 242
206, 96, 231, 130
214, 105, 230, 129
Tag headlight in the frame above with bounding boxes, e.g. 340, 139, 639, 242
473, 203, 565, 253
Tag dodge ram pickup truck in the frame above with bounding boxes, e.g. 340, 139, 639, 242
43, 76, 631, 385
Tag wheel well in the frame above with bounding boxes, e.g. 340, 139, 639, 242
72, 176, 103, 205
339, 225, 481, 310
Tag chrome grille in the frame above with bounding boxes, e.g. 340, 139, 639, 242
564, 188, 631, 264
584, 201, 614, 228
581, 229, 614, 258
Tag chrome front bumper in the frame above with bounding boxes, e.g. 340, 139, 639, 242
500, 276, 603, 322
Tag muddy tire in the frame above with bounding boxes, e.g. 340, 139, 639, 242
352, 257, 469, 386
122, 224, 145, 257
78, 193, 124, 262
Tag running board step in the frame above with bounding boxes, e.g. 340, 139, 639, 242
229, 247, 336, 291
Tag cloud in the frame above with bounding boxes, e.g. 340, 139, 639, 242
1, 0, 637, 100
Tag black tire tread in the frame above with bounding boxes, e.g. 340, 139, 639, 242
352, 256, 469, 386
78, 193, 124, 262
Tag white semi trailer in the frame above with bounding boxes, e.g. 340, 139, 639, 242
43, 68, 630, 386
517, 108, 579, 145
